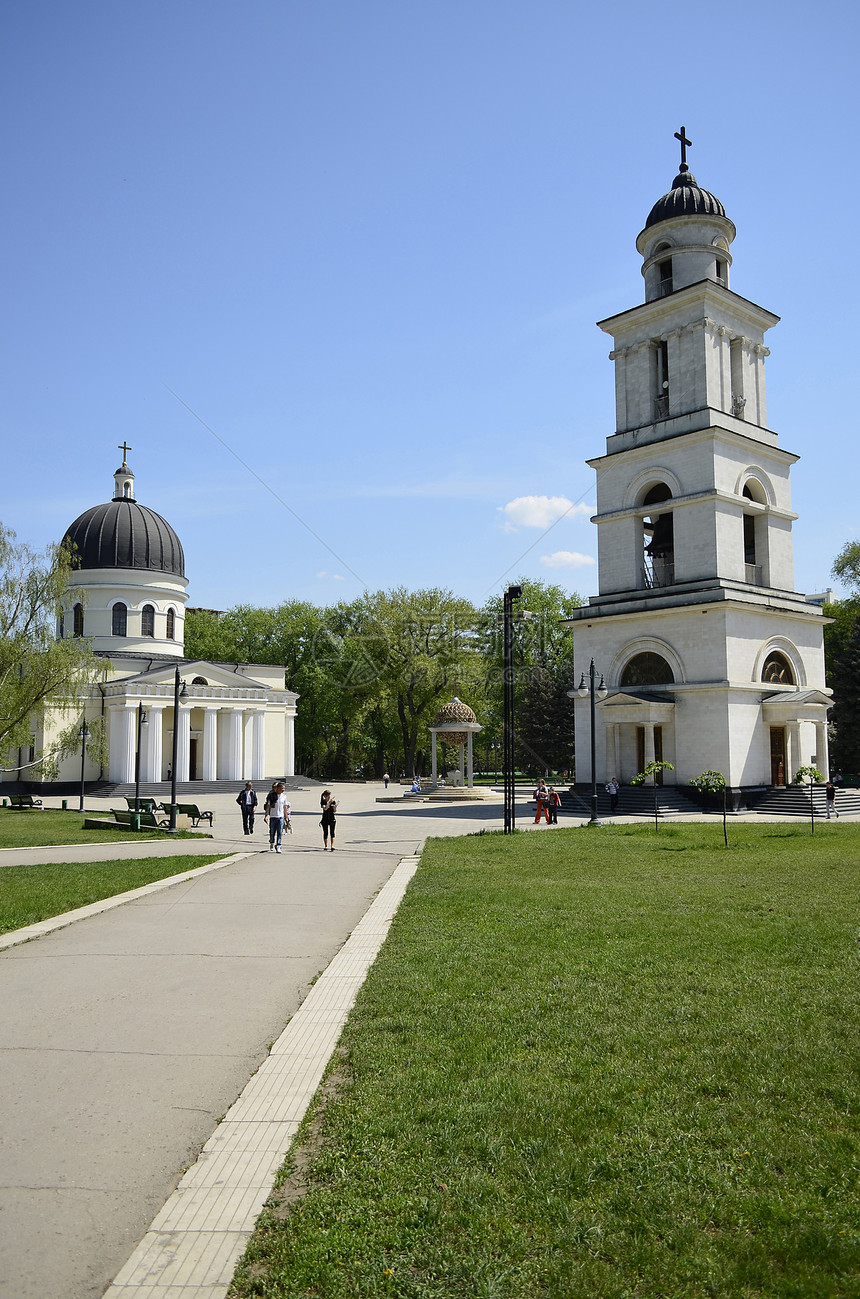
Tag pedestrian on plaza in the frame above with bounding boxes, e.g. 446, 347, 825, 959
534, 778, 550, 824
383, 772, 390, 789
320, 790, 338, 850
825, 780, 839, 819
264, 782, 290, 853
236, 781, 258, 835
548, 786, 561, 824
605, 776, 620, 813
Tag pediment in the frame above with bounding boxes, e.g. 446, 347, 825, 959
119, 659, 266, 690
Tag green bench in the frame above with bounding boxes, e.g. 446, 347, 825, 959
124, 796, 163, 813
163, 802, 214, 827
111, 808, 170, 829
8, 793, 43, 809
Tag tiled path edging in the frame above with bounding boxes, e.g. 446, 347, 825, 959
104, 853, 422, 1297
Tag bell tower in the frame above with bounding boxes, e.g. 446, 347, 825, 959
566, 130, 830, 796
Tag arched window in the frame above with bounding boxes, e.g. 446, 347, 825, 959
641, 484, 674, 587
620, 652, 674, 687
192, 676, 208, 686
762, 652, 794, 686
141, 604, 155, 638
73, 603, 84, 637
166, 608, 176, 639
112, 602, 127, 637
58, 611, 64, 639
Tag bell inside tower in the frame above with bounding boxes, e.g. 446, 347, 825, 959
642, 483, 674, 587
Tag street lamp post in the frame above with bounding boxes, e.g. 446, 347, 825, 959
167, 667, 187, 834
78, 721, 90, 812
570, 659, 608, 827
503, 584, 522, 834
133, 702, 149, 816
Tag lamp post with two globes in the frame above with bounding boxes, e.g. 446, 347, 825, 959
568, 659, 608, 826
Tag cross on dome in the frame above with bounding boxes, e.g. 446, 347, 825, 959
118, 441, 132, 467
674, 125, 692, 173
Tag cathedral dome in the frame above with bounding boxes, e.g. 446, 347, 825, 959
645, 171, 728, 229
62, 461, 185, 577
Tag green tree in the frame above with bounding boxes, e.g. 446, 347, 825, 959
0, 524, 103, 778
832, 540, 860, 596
690, 769, 729, 846
630, 760, 675, 830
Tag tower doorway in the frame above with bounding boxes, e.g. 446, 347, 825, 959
636, 726, 664, 781
189, 738, 198, 781
770, 728, 786, 786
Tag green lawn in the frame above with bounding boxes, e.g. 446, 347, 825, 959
0, 808, 198, 848
230, 823, 860, 1298
0, 855, 224, 933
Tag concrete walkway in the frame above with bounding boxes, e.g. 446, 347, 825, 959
0, 782, 504, 1299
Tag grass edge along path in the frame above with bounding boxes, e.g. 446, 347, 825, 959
0, 807, 203, 849
230, 823, 860, 1299
0, 855, 225, 934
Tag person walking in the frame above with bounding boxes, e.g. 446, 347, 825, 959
264, 782, 290, 852
605, 776, 620, 813
534, 779, 550, 824
236, 781, 258, 835
825, 780, 839, 819
383, 772, 390, 790
548, 786, 561, 824
320, 790, 338, 850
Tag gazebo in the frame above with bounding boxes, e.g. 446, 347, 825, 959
429, 698, 482, 789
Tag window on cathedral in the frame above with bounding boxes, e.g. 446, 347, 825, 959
620, 652, 674, 687
166, 608, 176, 639
112, 602, 127, 637
762, 652, 794, 685
658, 258, 673, 296
744, 513, 757, 566
141, 604, 155, 638
192, 676, 208, 686
73, 603, 84, 637
58, 611, 64, 639
715, 257, 726, 285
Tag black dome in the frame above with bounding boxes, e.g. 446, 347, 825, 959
645, 170, 727, 229
63, 499, 185, 577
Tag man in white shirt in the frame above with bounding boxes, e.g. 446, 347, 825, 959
264, 782, 291, 853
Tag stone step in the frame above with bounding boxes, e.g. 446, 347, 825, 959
559, 785, 702, 817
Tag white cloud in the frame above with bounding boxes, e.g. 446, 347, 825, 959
540, 550, 596, 569
316, 570, 345, 581
498, 495, 592, 531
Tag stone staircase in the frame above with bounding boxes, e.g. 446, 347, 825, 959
746, 785, 860, 817
88, 776, 315, 799
559, 785, 702, 818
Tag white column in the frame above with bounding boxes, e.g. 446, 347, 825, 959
612, 724, 621, 782
814, 722, 829, 777
109, 703, 136, 783
219, 708, 242, 781
467, 731, 474, 788
644, 723, 656, 779
787, 722, 802, 780
431, 732, 438, 786
202, 707, 218, 780
284, 709, 296, 777
458, 742, 465, 785
176, 705, 191, 782
243, 711, 255, 779
142, 703, 165, 781
252, 710, 266, 780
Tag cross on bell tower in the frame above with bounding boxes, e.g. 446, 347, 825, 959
674, 125, 692, 173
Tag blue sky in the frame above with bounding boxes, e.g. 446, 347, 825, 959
3, 0, 858, 610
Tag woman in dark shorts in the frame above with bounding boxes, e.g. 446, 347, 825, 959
320, 790, 338, 850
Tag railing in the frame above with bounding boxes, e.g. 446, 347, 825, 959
642, 559, 675, 589
653, 395, 669, 420
745, 563, 763, 585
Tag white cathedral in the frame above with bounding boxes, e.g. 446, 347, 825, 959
568, 135, 831, 795
24, 454, 298, 788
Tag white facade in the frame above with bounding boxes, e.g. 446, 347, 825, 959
566, 157, 830, 790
